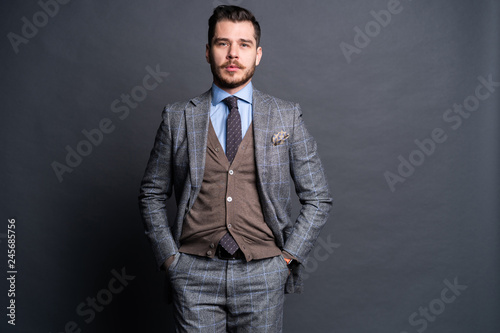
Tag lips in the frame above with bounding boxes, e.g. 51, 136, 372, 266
225, 65, 240, 72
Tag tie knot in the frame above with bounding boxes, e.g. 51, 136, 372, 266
222, 96, 239, 111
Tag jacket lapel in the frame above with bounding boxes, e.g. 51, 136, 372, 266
186, 89, 211, 203
253, 88, 272, 184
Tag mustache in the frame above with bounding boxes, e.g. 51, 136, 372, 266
220, 61, 246, 69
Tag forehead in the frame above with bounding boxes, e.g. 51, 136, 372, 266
213, 20, 256, 42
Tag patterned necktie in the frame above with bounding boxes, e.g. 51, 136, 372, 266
218, 96, 241, 255
223, 96, 242, 164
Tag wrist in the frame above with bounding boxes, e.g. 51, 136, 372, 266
281, 250, 298, 262
163, 254, 176, 270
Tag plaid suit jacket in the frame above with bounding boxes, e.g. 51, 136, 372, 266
139, 88, 332, 293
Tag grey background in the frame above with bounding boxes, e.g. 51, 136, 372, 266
1, 0, 499, 332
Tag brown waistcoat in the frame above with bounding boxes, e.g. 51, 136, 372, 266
178, 121, 282, 261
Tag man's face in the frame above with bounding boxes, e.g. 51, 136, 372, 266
206, 20, 262, 93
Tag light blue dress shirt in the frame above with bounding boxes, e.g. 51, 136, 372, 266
210, 82, 253, 153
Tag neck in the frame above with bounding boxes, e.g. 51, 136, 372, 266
213, 80, 251, 95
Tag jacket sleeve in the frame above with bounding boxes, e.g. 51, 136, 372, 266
283, 103, 333, 264
138, 107, 179, 270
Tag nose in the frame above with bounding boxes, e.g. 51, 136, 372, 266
227, 43, 238, 59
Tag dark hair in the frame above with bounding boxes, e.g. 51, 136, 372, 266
208, 5, 261, 47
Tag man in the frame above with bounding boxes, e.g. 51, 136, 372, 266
139, 5, 332, 332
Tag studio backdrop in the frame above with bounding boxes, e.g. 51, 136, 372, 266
1, 0, 499, 332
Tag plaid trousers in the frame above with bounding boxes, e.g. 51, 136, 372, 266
167, 252, 290, 332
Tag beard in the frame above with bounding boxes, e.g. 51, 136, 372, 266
209, 58, 256, 90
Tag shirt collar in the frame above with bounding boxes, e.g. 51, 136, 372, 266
211, 81, 253, 106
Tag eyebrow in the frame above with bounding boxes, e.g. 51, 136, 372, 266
239, 38, 254, 45
213, 37, 254, 45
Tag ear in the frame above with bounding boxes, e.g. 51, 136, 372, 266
205, 44, 210, 64
255, 46, 262, 66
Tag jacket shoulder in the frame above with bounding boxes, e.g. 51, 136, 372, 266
163, 89, 211, 114
253, 89, 298, 111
